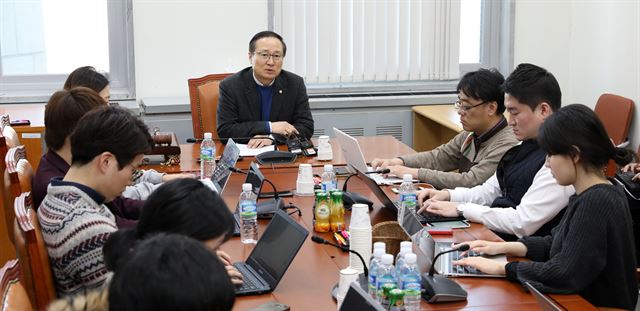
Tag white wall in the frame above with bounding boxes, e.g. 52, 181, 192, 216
132, 0, 267, 99
513, 0, 640, 148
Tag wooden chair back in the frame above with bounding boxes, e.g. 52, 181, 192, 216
0, 259, 34, 311
13, 193, 56, 310
188, 73, 232, 140
3, 146, 32, 244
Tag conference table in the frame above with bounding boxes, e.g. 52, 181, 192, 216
147, 136, 595, 310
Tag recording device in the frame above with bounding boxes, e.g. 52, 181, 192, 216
364, 168, 391, 174
9, 119, 30, 126
286, 135, 316, 156
311, 236, 368, 277
422, 244, 469, 303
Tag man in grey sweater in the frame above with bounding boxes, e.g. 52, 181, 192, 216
372, 68, 518, 189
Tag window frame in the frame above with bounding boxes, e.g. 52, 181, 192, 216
0, 0, 135, 104
269, 0, 514, 96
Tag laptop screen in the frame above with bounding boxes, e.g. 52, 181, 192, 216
244, 162, 264, 196
211, 139, 240, 193
247, 210, 308, 286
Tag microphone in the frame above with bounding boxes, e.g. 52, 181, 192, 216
311, 236, 368, 277
365, 168, 391, 174
229, 166, 246, 174
428, 244, 469, 277
421, 244, 468, 303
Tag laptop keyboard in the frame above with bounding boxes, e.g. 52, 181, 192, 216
233, 263, 267, 291
439, 248, 483, 275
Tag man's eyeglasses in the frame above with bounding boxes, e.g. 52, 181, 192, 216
254, 51, 283, 62
454, 100, 489, 112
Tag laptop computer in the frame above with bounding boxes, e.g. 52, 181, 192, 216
524, 282, 564, 311
417, 231, 507, 278
233, 209, 309, 295
333, 128, 403, 185
209, 139, 241, 193
339, 283, 386, 311
354, 169, 465, 224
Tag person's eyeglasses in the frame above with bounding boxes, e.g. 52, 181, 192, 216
454, 100, 489, 112
254, 51, 283, 62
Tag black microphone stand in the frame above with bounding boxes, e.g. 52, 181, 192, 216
422, 245, 468, 303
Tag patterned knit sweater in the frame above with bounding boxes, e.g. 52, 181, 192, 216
37, 178, 117, 296
505, 184, 637, 309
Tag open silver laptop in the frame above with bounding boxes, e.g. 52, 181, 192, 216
333, 128, 403, 185
417, 230, 507, 278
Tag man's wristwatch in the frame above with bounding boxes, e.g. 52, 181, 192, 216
456, 205, 464, 218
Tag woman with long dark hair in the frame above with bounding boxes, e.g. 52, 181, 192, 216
451, 104, 637, 309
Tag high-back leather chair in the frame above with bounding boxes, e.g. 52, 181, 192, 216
13, 192, 56, 310
188, 73, 232, 140
3, 146, 33, 244
0, 259, 34, 311
594, 93, 635, 176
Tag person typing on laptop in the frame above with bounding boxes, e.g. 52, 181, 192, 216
417, 64, 574, 241
104, 178, 243, 285
372, 69, 518, 189
449, 105, 637, 310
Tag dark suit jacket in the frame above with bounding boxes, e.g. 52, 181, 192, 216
216, 67, 314, 143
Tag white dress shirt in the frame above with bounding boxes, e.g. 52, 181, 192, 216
449, 164, 575, 238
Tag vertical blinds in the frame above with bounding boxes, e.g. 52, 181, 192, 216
273, 0, 461, 84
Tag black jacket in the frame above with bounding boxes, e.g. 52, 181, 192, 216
216, 67, 314, 143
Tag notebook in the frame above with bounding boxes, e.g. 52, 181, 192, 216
210, 139, 240, 194
333, 128, 403, 185
524, 282, 564, 311
418, 231, 507, 278
354, 169, 465, 224
233, 209, 309, 295
339, 283, 386, 311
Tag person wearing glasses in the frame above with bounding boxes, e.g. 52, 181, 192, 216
38, 106, 153, 295
217, 31, 314, 148
417, 64, 574, 241
372, 68, 518, 189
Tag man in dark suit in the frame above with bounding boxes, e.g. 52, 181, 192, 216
217, 31, 314, 148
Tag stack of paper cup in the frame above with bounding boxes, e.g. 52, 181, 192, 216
317, 135, 333, 161
336, 267, 359, 309
296, 164, 314, 196
349, 203, 372, 274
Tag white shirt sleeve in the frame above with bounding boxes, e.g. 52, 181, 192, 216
450, 165, 575, 238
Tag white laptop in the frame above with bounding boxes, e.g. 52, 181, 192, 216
333, 128, 403, 185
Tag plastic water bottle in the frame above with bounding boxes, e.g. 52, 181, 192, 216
395, 246, 412, 284
368, 248, 385, 300
200, 132, 216, 179
321, 164, 337, 192
373, 242, 386, 253
400, 253, 422, 311
398, 174, 416, 224
239, 183, 258, 244
376, 254, 397, 305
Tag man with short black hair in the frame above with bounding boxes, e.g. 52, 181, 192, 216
372, 68, 518, 189
217, 31, 314, 148
418, 63, 574, 241
38, 106, 153, 295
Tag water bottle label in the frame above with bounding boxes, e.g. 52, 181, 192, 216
400, 193, 417, 203
200, 147, 214, 160
321, 181, 337, 192
368, 274, 376, 286
402, 281, 421, 291
240, 201, 257, 218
